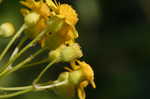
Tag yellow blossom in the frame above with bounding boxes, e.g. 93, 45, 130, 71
40, 0, 79, 49
20, 0, 50, 39
58, 4, 78, 25
21, 0, 79, 50
20, 0, 51, 19
54, 60, 96, 99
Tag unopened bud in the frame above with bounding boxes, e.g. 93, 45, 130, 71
47, 16, 64, 33
0, 22, 15, 37
49, 43, 83, 63
48, 50, 61, 63
24, 12, 40, 26
61, 43, 83, 62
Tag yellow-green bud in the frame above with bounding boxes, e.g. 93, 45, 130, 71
61, 43, 83, 62
57, 72, 69, 82
49, 43, 83, 62
57, 70, 83, 85
69, 70, 83, 85
24, 12, 40, 26
47, 16, 64, 33
54, 72, 76, 98
0, 22, 15, 37
54, 70, 84, 98
48, 50, 61, 63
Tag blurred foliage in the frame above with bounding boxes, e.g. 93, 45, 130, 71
0, 0, 150, 99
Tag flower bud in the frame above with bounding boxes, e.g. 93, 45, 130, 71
48, 49, 61, 63
47, 16, 64, 33
0, 22, 15, 37
69, 70, 83, 85
49, 43, 83, 63
61, 43, 83, 62
54, 72, 76, 98
57, 72, 69, 82
24, 12, 40, 26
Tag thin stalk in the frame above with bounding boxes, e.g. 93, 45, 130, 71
10, 36, 28, 61
0, 24, 27, 61
0, 29, 47, 74
0, 85, 32, 91
0, 79, 68, 98
35, 80, 68, 90
0, 66, 11, 78
33, 60, 56, 84
0, 48, 45, 78
0, 88, 33, 98
22, 58, 49, 69
12, 29, 47, 62
9, 49, 45, 73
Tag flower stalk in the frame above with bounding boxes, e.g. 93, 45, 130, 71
0, 24, 27, 61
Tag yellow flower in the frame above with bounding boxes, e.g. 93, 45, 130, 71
55, 60, 96, 99
58, 4, 78, 25
21, 0, 79, 50
40, 1, 79, 49
46, 0, 79, 25
20, 0, 51, 39
20, 0, 51, 19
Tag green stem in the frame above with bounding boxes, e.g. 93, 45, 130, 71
10, 49, 45, 73
35, 79, 68, 90
13, 29, 47, 61
0, 29, 47, 74
0, 85, 32, 91
0, 66, 11, 78
22, 58, 49, 69
0, 88, 33, 98
0, 48, 45, 78
9, 36, 28, 61
33, 60, 56, 84
0, 79, 68, 98
0, 24, 27, 61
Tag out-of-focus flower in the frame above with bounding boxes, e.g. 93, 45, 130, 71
0, 22, 15, 37
24, 12, 40, 26
0, 0, 3, 4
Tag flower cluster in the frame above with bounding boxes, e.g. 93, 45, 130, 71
21, 0, 78, 50
0, 0, 96, 99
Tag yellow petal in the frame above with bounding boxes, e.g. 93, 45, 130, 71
46, 0, 57, 9
90, 80, 96, 88
77, 88, 86, 99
